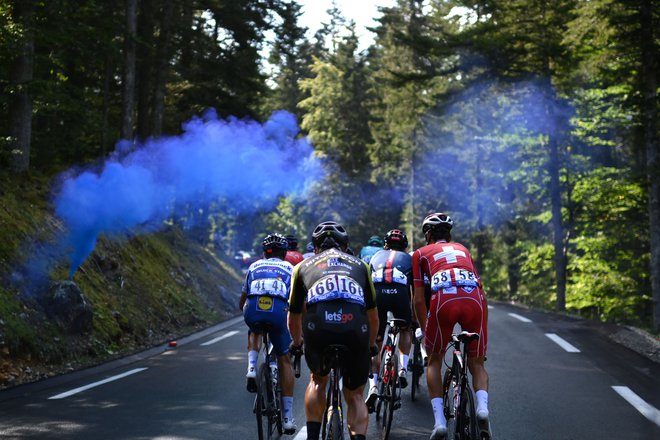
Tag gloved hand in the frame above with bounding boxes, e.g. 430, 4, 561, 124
289, 342, 303, 356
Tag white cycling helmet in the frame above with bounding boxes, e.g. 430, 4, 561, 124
422, 212, 453, 234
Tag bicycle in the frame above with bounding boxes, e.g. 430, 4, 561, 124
408, 322, 425, 402
252, 323, 283, 440
442, 331, 486, 440
375, 313, 407, 440
322, 344, 349, 440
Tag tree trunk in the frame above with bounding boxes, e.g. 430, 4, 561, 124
151, 0, 174, 137
639, 0, 660, 330
7, 0, 35, 173
136, 0, 154, 141
121, 0, 138, 140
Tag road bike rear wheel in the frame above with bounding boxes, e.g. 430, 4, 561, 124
375, 345, 390, 421
456, 385, 478, 440
380, 359, 399, 440
324, 405, 343, 440
255, 364, 267, 440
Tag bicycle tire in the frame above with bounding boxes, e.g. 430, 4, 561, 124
255, 363, 267, 440
380, 356, 398, 440
456, 385, 479, 440
269, 368, 283, 438
375, 345, 390, 421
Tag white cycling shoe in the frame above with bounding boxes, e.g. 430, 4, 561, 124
246, 367, 257, 393
429, 424, 447, 440
283, 417, 297, 434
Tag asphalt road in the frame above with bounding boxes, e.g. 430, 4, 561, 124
0, 302, 658, 439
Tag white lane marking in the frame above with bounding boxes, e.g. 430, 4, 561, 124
200, 330, 240, 346
292, 426, 307, 440
487, 305, 494, 309
545, 333, 580, 353
508, 313, 532, 323
48, 368, 148, 400
612, 386, 660, 427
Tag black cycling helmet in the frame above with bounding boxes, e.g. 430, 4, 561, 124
263, 233, 289, 254
312, 221, 349, 250
422, 212, 454, 234
285, 234, 298, 250
385, 229, 408, 251
367, 235, 384, 247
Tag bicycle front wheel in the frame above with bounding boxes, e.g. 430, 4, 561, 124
456, 385, 479, 440
324, 406, 343, 440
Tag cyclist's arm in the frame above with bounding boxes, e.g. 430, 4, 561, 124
239, 291, 247, 310
411, 250, 429, 331
287, 264, 305, 346
363, 261, 379, 347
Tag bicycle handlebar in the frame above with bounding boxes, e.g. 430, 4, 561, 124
291, 345, 303, 378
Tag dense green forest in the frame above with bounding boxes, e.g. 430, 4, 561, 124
1, 0, 658, 332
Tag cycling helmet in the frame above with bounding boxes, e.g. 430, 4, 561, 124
285, 234, 298, 250
385, 229, 408, 251
422, 212, 454, 233
312, 221, 349, 250
263, 233, 289, 253
367, 235, 384, 247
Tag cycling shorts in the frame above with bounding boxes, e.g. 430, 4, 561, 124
302, 301, 370, 390
424, 287, 487, 358
374, 283, 412, 339
243, 295, 292, 357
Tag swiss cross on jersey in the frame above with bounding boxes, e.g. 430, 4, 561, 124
433, 245, 466, 263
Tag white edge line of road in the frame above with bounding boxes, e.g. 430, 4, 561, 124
200, 330, 240, 346
545, 333, 581, 353
612, 385, 660, 427
508, 312, 532, 323
292, 426, 307, 440
48, 367, 148, 400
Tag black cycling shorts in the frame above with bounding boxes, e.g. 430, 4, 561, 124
302, 301, 370, 390
375, 283, 412, 338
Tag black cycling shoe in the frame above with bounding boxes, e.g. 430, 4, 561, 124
398, 369, 408, 389
246, 377, 257, 393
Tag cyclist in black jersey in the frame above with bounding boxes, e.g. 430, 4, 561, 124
288, 221, 379, 440
365, 229, 413, 411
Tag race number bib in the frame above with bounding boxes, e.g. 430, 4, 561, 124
372, 268, 408, 285
430, 269, 452, 291
430, 268, 478, 291
308, 274, 365, 306
249, 278, 288, 300
453, 268, 478, 287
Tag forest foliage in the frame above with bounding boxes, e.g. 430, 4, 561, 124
1, 0, 658, 331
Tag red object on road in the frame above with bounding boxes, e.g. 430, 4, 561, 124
168, 340, 177, 347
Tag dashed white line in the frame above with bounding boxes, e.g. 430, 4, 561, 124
200, 330, 240, 346
545, 333, 580, 353
612, 386, 660, 427
508, 313, 532, 323
48, 368, 148, 400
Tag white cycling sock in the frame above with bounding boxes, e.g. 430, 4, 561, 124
431, 397, 447, 428
248, 350, 259, 369
400, 353, 409, 371
476, 390, 489, 417
282, 396, 294, 418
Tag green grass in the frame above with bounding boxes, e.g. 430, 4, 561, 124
0, 172, 244, 388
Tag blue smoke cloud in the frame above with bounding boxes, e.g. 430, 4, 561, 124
54, 109, 323, 277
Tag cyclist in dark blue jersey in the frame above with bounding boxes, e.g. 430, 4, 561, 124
239, 233, 297, 434
365, 229, 414, 410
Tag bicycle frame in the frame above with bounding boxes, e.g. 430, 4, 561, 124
376, 315, 407, 440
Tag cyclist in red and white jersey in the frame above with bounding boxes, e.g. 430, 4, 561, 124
285, 234, 305, 265
411, 213, 490, 440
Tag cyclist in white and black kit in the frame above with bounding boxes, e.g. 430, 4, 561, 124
365, 229, 414, 411
288, 221, 379, 440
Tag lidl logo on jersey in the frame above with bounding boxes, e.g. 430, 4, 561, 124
324, 308, 354, 324
257, 296, 274, 311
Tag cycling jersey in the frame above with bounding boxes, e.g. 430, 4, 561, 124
370, 249, 413, 337
289, 248, 377, 389
412, 240, 487, 357
359, 245, 382, 264
242, 257, 294, 356
285, 250, 304, 266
